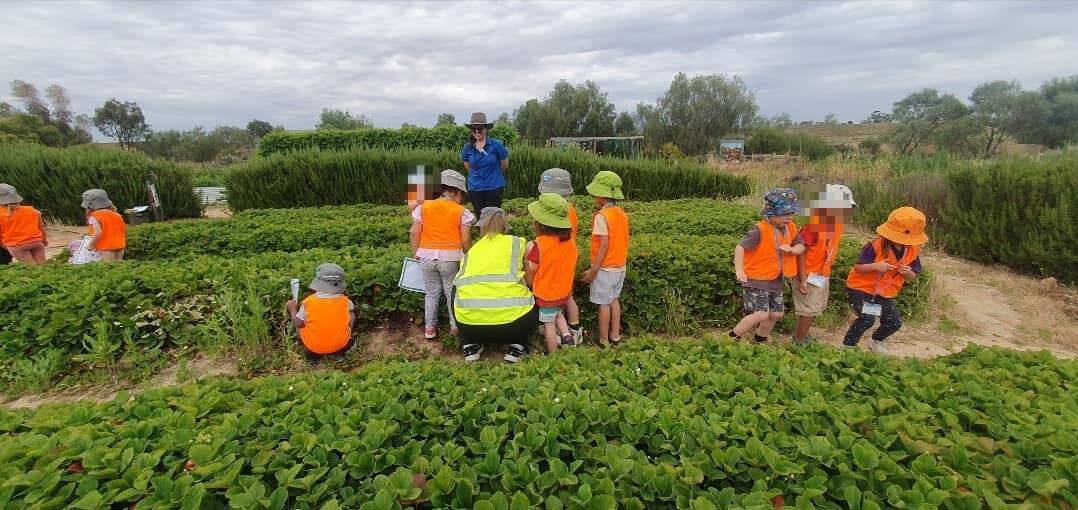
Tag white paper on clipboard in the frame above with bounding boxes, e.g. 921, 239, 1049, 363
398, 258, 426, 293
71, 236, 102, 265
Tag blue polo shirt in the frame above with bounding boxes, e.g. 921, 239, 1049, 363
460, 137, 509, 191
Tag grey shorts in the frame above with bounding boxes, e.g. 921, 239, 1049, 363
742, 287, 785, 313
589, 269, 626, 305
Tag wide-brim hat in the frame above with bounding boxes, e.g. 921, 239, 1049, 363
475, 206, 505, 228
876, 206, 929, 246
0, 183, 23, 205
538, 168, 573, 197
81, 189, 114, 210
585, 171, 624, 200
309, 263, 347, 294
440, 169, 467, 192
762, 187, 799, 218
528, 193, 571, 229
464, 112, 493, 128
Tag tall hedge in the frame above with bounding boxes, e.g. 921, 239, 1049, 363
257, 125, 521, 157
226, 146, 751, 211
850, 152, 1077, 283
0, 144, 202, 224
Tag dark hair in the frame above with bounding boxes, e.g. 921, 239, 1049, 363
441, 184, 466, 199
535, 222, 572, 242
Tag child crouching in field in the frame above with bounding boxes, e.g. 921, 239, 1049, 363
287, 263, 356, 364
843, 206, 927, 353
0, 183, 48, 266
82, 189, 127, 262
537, 168, 583, 344
730, 188, 804, 343
792, 184, 857, 345
581, 171, 630, 346
525, 193, 579, 353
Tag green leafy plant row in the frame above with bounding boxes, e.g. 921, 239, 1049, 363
0, 144, 203, 224
256, 125, 521, 157
0, 234, 928, 390
1, 340, 1073, 509
225, 146, 751, 211
125, 199, 761, 260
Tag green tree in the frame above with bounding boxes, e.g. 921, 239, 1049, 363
8, 80, 91, 146
495, 112, 511, 126
614, 112, 637, 135
888, 89, 968, 154
93, 99, 149, 150
645, 72, 758, 154
824, 113, 839, 125
0, 113, 62, 145
512, 80, 616, 142
1028, 75, 1078, 148
246, 119, 274, 139
316, 108, 372, 130
0, 101, 15, 117
435, 113, 456, 127
968, 80, 1049, 157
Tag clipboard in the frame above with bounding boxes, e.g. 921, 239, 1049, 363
71, 236, 102, 265
398, 258, 427, 293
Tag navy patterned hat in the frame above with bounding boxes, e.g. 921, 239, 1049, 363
762, 187, 800, 218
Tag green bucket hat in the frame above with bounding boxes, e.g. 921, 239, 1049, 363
528, 193, 571, 229
585, 171, 624, 200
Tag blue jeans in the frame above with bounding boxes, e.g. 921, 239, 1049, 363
843, 289, 901, 346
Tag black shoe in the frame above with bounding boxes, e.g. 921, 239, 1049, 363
463, 344, 484, 362
560, 334, 576, 347
504, 344, 528, 363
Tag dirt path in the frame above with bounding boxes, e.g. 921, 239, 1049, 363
807, 249, 1077, 359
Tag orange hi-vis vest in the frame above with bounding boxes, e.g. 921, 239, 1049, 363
419, 199, 465, 250
89, 209, 127, 251
803, 216, 844, 276
743, 220, 799, 280
846, 238, 921, 299
299, 294, 352, 354
568, 203, 579, 240
533, 235, 579, 302
591, 205, 629, 268
0, 205, 43, 248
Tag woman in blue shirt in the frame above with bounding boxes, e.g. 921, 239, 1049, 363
460, 112, 509, 213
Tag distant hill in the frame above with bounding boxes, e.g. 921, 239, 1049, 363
784, 123, 1043, 155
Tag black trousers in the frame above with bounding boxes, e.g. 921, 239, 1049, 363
843, 289, 902, 346
299, 336, 356, 363
470, 188, 504, 215
457, 306, 539, 348
0, 247, 11, 265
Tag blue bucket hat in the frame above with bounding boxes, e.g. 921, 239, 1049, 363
763, 187, 800, 218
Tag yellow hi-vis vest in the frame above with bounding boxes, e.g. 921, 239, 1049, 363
453, 233, 535, 326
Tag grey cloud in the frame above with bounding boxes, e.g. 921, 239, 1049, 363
2, 0, 1076, 138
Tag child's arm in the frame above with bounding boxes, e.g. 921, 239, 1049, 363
796, 252, 808, 294
348, 311, 355, 332
898, 257, 921, 279
38, 215, 49, 247
734, 245, 747, 283
409, 221, 422, 255
88, 226, 103, 251
584, 234, 609, 283
286, 300, 306, 329
524, 241, 537, 288
460, 223, 471, 252
788, 243, 805, 255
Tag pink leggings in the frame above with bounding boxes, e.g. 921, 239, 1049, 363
7, 241, 46, 265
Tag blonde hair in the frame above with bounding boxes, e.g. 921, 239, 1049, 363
480, 212, 509, 237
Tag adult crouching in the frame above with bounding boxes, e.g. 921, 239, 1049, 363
453, 207, 538, 363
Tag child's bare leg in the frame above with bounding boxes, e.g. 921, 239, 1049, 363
543, 322, 560, 353
794, 315, 813, 342
566, 297, 580, 326
732, 311, 769, 337
756, 311, 784, 337
555, 312, 570, 337
610, 298, 622, 340
597, 304, 611, 344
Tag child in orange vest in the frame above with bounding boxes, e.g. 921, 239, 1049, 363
410, 169, 474, 340
843, 207, 927, 353
581, 171, 629, 346
524, 193, 579, 353
0, 183, 49, 266
730, 188, 805, 343
81, 189, 127, 262
538, 168, 582, 344
792, 184, 857, 344
287, 263, 356, 363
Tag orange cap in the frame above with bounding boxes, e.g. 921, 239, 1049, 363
876, 206, 928, 246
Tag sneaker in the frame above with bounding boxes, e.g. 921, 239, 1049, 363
841, 343, 858, 349
504, 344, 528, 363
424, 327, 437, 340
793, 335, 815, 346
868, 340, 888, 354
571, 327, 583, 345
463, 344, 483, 361
560, 334, 576, 347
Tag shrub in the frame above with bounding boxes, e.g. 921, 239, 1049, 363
746, 128, 834, 161
0, 340, 1069, 508
226, 146, 751, 211
0, 144, 202, 224
857, 138, 882, 156
257, 124, 521, 157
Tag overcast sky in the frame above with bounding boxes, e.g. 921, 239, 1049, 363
3, 1, 1076, 136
